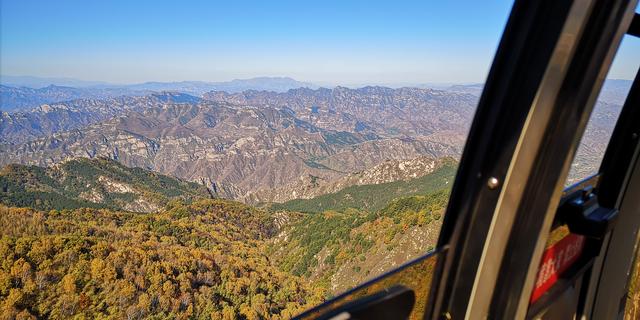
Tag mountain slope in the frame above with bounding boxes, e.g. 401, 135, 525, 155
204, 86, 478, 138
269, 159, 456, 213
270, 189, 449, 295
0, 155, 454, 318
0, 157, 210, 212
0, 199, 324, 319
1, 88, 468, 200
247, 156, 450, 203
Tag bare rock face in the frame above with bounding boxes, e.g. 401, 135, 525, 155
245, 156, 449, 203
0, 94, 177, 143
203, 86, 478, 138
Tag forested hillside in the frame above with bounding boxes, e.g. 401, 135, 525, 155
0, 200, 324, 319
0, 161, 452, 319
0, 158, 210, 212
0, 192, 450, 319
270, 190, 449, 295
269, 159, 456, 213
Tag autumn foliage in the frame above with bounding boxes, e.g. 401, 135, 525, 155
0, 201, 324, 319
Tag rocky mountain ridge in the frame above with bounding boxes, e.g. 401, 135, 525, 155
247, 156, 448, 203
0, 84, 149, 112
1, 87, 473, 201
1, 82, 622, 201
203, 86, 478, 138
0, 92, 201, 143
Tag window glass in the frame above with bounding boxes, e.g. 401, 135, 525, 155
566, 35, 640, 186
296, 252, 439, 319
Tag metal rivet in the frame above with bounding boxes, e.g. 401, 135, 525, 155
487, 177, 500, 189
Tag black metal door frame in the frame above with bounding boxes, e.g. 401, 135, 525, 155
427, 0, 638, 319
588, 61, 640, 318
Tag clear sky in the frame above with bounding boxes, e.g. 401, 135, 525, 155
1, 0, 638, 85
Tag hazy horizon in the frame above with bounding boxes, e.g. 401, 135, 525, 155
1, 1, 638, 85
0, 73, 488, 88
0, 1, 512, 84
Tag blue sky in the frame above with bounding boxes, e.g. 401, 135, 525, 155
1, 0, 637, 85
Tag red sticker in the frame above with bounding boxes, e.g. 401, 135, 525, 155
530, 233, 585, 303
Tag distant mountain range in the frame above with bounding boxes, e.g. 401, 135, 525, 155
0, 93, 189, 143
122, 77, 318, 95
1, 76, 316, 111
0, 84, 151, 112
0, 77, 632, 202
3, 75, 629, 111
0, 87, 475, 201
